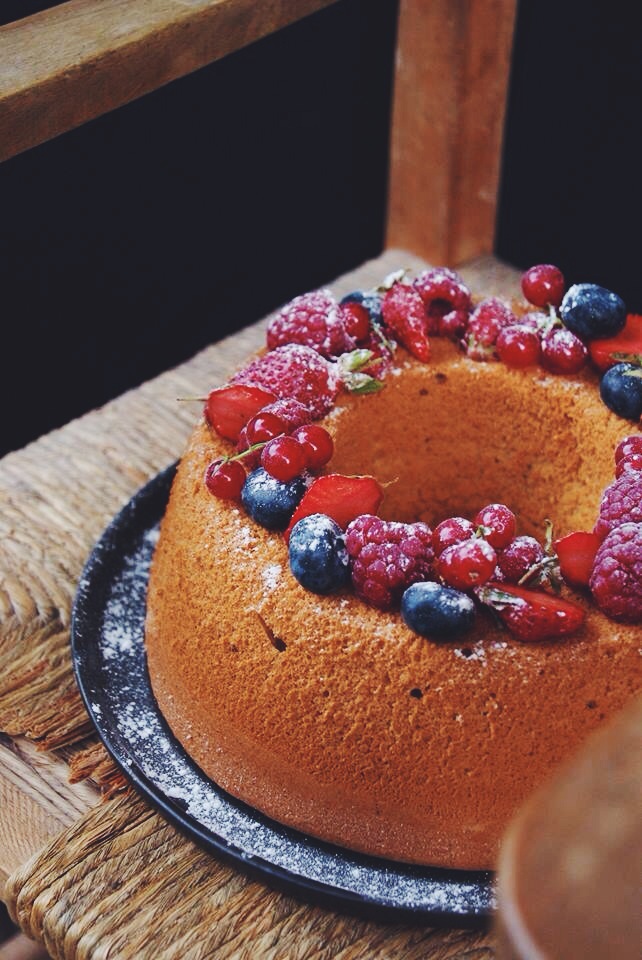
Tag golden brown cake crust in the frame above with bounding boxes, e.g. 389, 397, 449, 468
145, 339, 642, 870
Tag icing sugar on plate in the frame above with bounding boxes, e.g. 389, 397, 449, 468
71, 464, 495, 925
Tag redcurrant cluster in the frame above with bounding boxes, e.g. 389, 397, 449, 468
205, 415, 334, 500
434, 503, 517, 590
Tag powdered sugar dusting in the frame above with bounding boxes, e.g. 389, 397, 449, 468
75, 487, 495, 922
262, 563, 282, 592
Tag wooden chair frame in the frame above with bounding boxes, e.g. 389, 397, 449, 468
0, 0, 517, 266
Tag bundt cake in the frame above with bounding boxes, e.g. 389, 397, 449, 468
144, 264, 642, 870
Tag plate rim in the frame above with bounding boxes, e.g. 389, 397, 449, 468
70, 464, 495, 928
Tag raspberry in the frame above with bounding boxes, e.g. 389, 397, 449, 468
465, 297, 516, 360
233, 344, 341, 419
267, 289, 355, 358
381, 282, 431, 361
497, 535, 545, 583
413, 267, 472, 337
594, 472, 642, 540
345, 515, 434, 610
589, 522, 642, 622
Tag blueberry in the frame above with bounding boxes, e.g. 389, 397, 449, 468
600, 362, 642, 421
241, 468, 308, 530
560, 283, 626, 341
401, 581, 475, 641
288, 514, 350, 594
340, 290, 383, 326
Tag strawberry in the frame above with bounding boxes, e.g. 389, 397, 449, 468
554, 530, 602, 588
232, 344, 341, 419
476, 582, 585, 641
267, 289, 356, 358
588, 313, 642, 372
381, 282, 431, 361
205, 384, 276, 442
284, 474, 384, 542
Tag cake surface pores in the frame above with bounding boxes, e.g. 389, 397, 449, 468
145, 337, 642, 871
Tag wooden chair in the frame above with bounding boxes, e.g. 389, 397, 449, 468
0, 3, 521, 957
0, 0, 517, 268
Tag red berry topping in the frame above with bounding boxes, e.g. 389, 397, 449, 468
233, 344, 341, 419
465, 297, 516, 360
413, 267, 472, 337
291, 424, 334, 471
496, 324, 541, 368
521, 264, 566, 308
497, 536, 545, 584
260, 435, 308, 482
381, 282, 431, 362
204, 458, 246, 500
588, 313, 642, 372
432, 516, 475, 556
285, 473, 384, 542
436, 538, 497, 591
554, 530, 601, 589
594, 472, 642, 540
245, 398, 312, 445
616, 453, 642, 478
589, 522, 642, 622
246, 410, 289, 445
345, 514, 434, 610
540, 327, 588, 374
614, 434, 642, 464
474, 503, 516, 549
477, 582, 585, 641
267, 288, 355, 358
205, 384, 276, 442
338, 301, 371, 342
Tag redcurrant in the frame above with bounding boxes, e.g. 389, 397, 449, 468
339, 301, 370, 342
245, 411, 288, 445
496, 324, 541, 368
204, 458, 246, 500
474, 503, 516, 549
615, 453, 642, 478
614, 434, 642, 464
436, 538, 497, 591
261, 435, 308, 482
291, 424, 334, 471
540, 327, 587, 374
521, 264, 565, 308
432, 517, 475, 556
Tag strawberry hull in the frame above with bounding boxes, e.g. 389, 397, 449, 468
477, 582, 586, 642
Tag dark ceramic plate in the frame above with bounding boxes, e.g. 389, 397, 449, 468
70, 465, 495, 926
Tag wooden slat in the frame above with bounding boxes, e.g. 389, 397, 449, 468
0, 0, 339, 163
386, 0, 517, 265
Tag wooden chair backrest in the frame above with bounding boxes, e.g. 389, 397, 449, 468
0, 0, 517, 264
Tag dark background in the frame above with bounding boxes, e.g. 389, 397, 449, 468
1, 0, 641, 459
